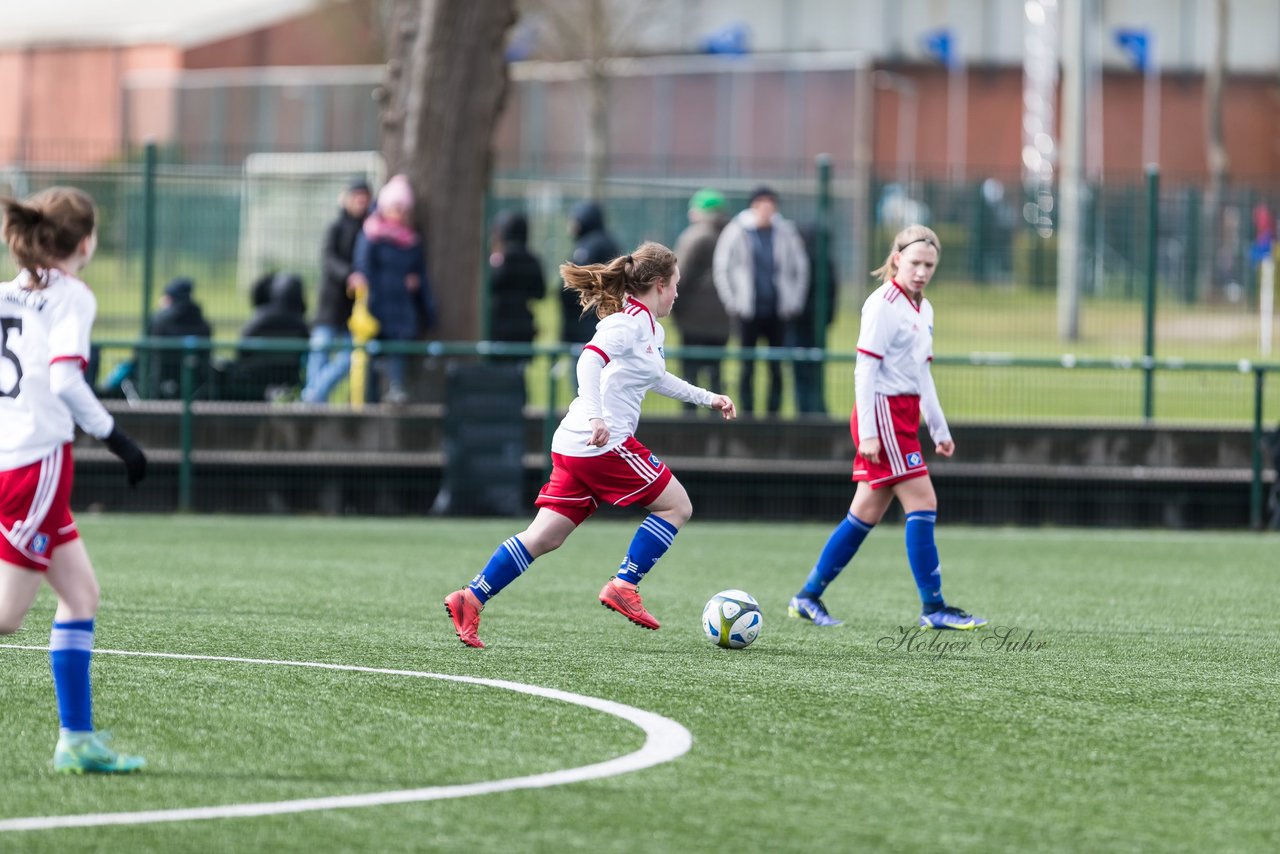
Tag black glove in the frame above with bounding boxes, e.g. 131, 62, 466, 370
103, 426, 147, 486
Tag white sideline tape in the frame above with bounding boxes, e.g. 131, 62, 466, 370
0, 646, 693, 832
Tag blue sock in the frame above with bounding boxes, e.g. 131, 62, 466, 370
799, 512, 875, 598
616, 515, 678, 585
905, 511, 945, 612
468, 536, 533, 604
50, 619, 95, 733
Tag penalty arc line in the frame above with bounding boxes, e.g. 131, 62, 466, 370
0, 646, 694, 833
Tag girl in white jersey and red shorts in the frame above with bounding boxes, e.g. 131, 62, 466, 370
785, 225, 987, 631
445, 241, 737, 648
0, 188, 148, 773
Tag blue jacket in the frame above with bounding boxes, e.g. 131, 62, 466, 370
354, 232, 436, 340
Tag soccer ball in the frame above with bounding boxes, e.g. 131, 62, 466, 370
702, 589, 762, 649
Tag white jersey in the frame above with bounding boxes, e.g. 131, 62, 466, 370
855, 279, 935, 392
552, 297, 714, 457
0, 270, 96, 469
853, 279, 950, 444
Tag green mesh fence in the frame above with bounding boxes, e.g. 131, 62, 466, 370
2, 154, 1278, 527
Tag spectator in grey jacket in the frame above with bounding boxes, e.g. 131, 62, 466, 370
713, 186, 809, 416
673, 188, 731, 412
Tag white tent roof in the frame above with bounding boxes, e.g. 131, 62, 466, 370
0, 0, 323, 48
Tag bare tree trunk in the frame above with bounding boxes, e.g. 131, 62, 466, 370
380, 0, 516, 341
1200, 0, 1229, 301
378, 0, 418, 173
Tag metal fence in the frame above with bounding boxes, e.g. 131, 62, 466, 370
3, 149, 1277, 364
3, 153, 1279, 526
79, 337, 1280, 530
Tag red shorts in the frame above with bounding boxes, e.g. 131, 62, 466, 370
535, 436, 673, 525
0, 444, 79, 571
851, 394, 929, 489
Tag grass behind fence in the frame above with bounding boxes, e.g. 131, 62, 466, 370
30, 246, 1280, 426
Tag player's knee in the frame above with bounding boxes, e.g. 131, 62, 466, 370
60, 582, 100, 620
663, 500, 693, 528
523, 531, 565, 557
0, 614, 24, 635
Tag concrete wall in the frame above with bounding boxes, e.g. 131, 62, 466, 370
74, 402, 1275, 528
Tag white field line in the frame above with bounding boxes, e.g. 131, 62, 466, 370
0, 646, 694, 832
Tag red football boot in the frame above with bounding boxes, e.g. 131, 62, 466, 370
599, 578, 660, 630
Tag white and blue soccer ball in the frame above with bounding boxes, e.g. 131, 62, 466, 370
702, 589, 762, 649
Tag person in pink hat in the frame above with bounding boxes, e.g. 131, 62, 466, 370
353, 174, 436, 404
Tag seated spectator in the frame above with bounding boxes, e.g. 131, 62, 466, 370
221, 271, 310, 401
145, 276, 213, 399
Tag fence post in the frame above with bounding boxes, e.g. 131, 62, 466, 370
178, 340, 195, 513
138, 141, 158, 398
1250, 367, 1266, 530
1142, 165, 1159, 420
1183, 187, 1200, 303
814, 153, 832, 350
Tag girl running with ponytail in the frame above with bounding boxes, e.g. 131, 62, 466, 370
445, 241, 736, 648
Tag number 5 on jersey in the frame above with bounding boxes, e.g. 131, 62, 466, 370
1, 316, 23, 399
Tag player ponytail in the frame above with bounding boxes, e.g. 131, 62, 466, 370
1, 187, 97, 288
561, 240, 677, 320
871, 224, 940, 284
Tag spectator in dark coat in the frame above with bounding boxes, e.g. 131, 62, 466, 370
354, 174, 435, 405
792, 222, 839, 415
145, 276, 213, 399
488, 210, 546, 345
302, 177, 370, 403
673, 188, 731, 412
224, 271, 310, 400
560, 200, 620, 344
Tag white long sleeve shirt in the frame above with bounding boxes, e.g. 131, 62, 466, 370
552, 297, 715, 456
1, 269, 114, 470
852, 279, 950, 445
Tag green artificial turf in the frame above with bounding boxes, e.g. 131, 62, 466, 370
1, 515, 1276, 852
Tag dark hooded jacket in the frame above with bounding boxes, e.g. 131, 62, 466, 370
240, 272, 310, 344
146, 277, 213, 398
225, 272, 309, 397
149, 277, 212, 340
315, 206, 367, 328
794, 222, 838, 347
489, 211, 546, 344
560, 200, 620, 344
